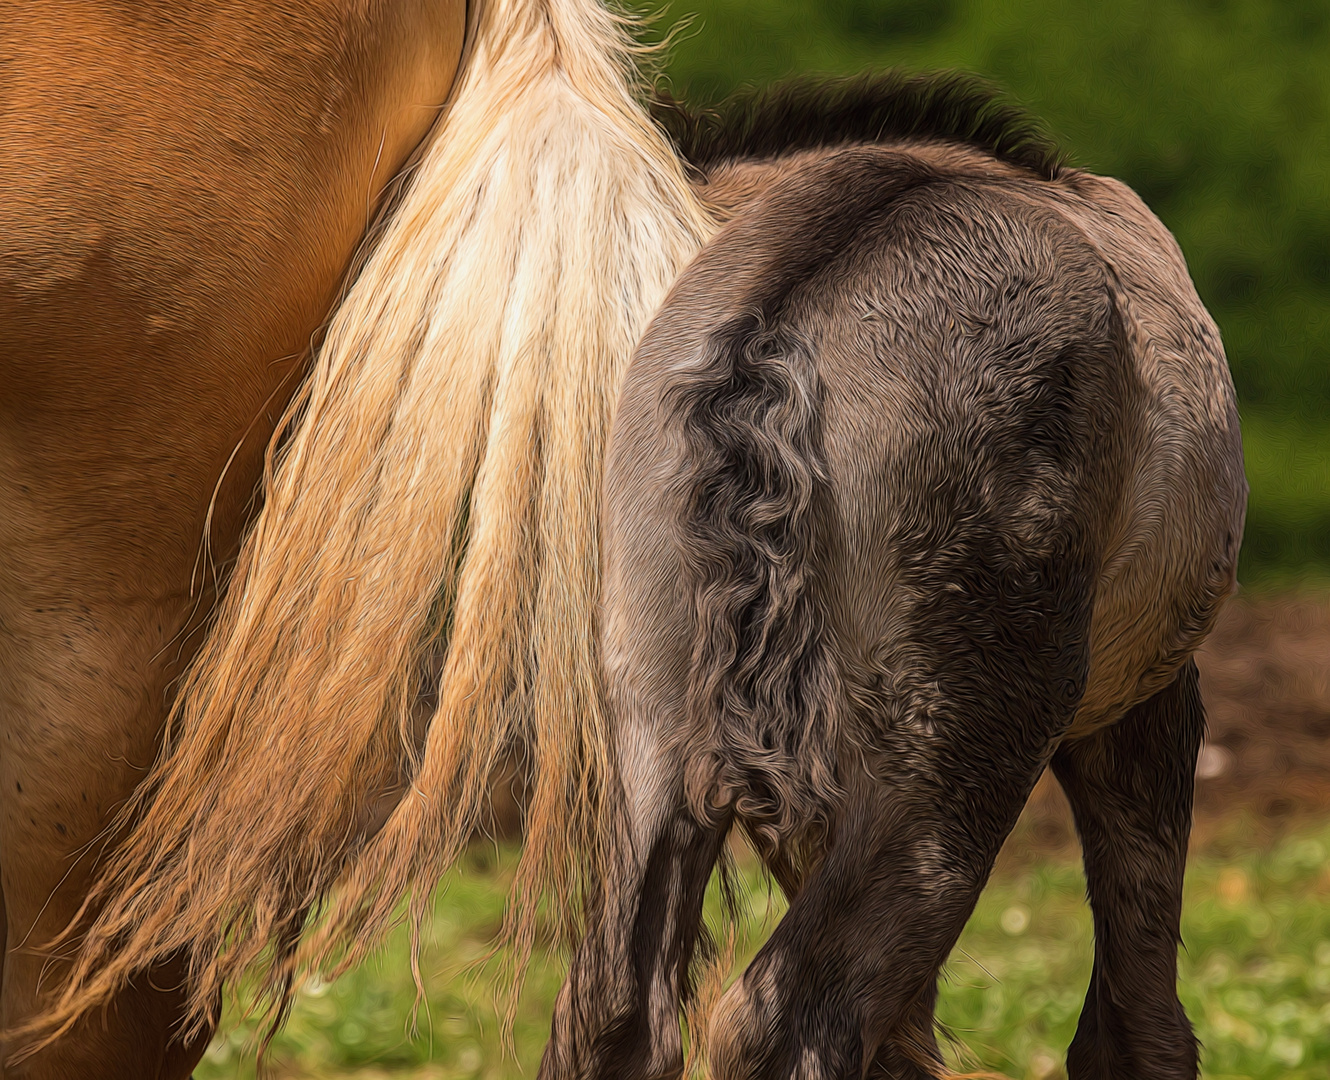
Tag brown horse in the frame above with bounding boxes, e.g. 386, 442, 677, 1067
4, 0, 710, 1074
0, 2, 469, 1076
540, 79, 1246, 1079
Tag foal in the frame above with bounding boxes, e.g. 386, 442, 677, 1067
541, 77, 1245, 1080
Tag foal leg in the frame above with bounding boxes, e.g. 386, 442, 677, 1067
703, 523, 1099, 1080
749, 836, 945, 1080
748, 836, 945, 1080
708, 765, 1038, 1080
707, 666, 1086, 1080
539, 695, 727, 1080
1051, 661, 1204, 1080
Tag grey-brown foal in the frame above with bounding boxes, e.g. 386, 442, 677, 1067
540, 77, 1245, 1080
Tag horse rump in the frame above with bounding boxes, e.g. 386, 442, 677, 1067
544, 138, 1156, 1079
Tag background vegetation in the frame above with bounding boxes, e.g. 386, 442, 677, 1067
638, 0, 1330, 578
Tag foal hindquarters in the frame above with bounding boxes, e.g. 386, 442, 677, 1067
539, 149, 1222, 1080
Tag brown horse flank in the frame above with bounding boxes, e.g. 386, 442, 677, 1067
539, 79, 1244, 1078
4, 0, 709, 1075
0, 2, 466, 1075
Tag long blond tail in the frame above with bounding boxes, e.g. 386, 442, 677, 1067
35, 0, 713, 1044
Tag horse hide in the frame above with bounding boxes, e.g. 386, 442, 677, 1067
38, 0, 714, 1044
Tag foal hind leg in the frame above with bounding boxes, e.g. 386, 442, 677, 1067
539, 690, 728, 1080
868, 982, 944, 1080
708, 752, 1054, 1080
1051, 662, 1204, 1080
747, 836, 945, 1080
708, 603, 1093, 1078
747, 835, 945, 1080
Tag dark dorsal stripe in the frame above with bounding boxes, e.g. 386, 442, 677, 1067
653, 71, 1065, 181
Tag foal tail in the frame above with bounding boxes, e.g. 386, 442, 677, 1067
670, 310, 843, 877
668, 153, 947, 882
27, 0, 712, 1052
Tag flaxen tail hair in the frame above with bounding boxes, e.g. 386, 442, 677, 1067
32, 0, 713, 1047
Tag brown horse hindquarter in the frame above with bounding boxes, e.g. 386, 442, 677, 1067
544, 136, 1241, 1079
0, 3, 463, 1076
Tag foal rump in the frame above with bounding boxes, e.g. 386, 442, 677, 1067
562, 135, 1238, 1080
607, 145, 1137, 869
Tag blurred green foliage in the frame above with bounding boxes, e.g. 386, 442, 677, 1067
637, 0, 1330, 580
197, 825, 1330, 1079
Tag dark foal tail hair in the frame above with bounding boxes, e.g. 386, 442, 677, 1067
669, 311, 843, 876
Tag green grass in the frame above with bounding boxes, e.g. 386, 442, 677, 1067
197, 823, 1330, 1079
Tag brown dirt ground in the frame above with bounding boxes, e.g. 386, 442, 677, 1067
1005, 590, 1330, 863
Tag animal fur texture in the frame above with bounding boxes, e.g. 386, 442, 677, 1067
36, 0, 713, 1043
538, 86, 1243, 1080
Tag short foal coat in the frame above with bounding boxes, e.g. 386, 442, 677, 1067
541, 79, 1244, 1080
